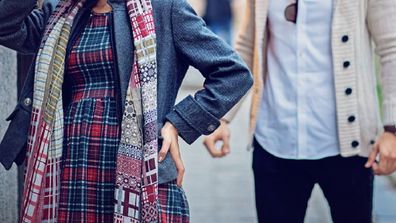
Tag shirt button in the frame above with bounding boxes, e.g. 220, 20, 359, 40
343, 61, 351, 68
345, 88, 353, 95
207, 124, 216, 132
23, 97, 32, 106
342, 35, 349, 43
351, 141, 359, 148
348, 115, 356, 123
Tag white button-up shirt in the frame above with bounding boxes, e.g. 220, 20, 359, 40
255, 0, 339, 159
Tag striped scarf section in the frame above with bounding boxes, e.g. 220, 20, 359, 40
20, 0, 159, 222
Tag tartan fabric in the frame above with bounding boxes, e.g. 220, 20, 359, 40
21, 1, 84, 222
58, 12, 119, 223
22, 0, 162, 222
158, 181, 190, 223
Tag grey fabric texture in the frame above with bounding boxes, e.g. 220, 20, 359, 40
0, 0, 253, 183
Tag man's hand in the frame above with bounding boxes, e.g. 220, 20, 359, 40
203, 119, 231, 158
159, 122, 185, 187
366, 132, 396, 175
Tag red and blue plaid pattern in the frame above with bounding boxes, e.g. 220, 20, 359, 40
158, 181, 190, 223
58, 12, 118, 223
22, 0, 190, 222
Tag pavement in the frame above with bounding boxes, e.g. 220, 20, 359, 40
178, 68, 396, 223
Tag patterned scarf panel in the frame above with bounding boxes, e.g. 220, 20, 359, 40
114, 0, 158, 222
20, 0, 158, 222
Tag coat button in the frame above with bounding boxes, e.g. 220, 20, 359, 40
23, 97, 32, 106
345, 88, 352, 95
343, 61, 350, 68
207, 124, 216, 132
342, 35, 349, 42
351, 141, 359, 148
348, 115, 356, 123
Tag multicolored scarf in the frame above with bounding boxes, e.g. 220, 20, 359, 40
20, 0, 159, 222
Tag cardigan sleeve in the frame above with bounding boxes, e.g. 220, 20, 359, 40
367, 0, 396, 126
0, 0, 58, 54
222, 0, 256, 122
165, 0, 253, 144
234, 0, 255, 71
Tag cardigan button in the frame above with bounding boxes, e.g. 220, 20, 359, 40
342, 35, 349, 43
23, 97, 32, 106
345, 88, 353, 95
348, 115, 356, 123
343, 61, 350, 68
351, 141, 359, 148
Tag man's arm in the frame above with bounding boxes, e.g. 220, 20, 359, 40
366, 0, 396, 175
367, 0, 396, 125
223, 0, 256, 122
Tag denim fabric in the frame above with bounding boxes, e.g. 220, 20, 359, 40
0, 0, 253, 183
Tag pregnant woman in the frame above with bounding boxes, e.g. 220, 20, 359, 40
0, 0, 253, 222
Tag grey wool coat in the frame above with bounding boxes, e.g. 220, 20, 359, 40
0, 0, 253, 183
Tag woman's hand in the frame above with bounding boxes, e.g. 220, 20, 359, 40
159, 122, 185, 187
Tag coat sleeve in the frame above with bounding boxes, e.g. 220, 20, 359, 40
165, 0, 253, 144
367, 0, 396, 126
0, 0, 58, 54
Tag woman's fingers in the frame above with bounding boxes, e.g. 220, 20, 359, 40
158, 137, 171, 162
160, 122, 185, 186
170, 138, 185, 187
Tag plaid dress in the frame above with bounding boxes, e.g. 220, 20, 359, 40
59, 11, 189, 223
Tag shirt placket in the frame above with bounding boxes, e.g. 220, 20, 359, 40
296, 0, 308, 158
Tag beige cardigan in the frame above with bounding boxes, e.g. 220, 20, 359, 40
227, 0, 396, 157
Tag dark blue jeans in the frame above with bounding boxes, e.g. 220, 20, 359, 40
252, 138, 374, 223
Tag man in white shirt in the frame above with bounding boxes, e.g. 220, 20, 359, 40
204, 0, 396, 222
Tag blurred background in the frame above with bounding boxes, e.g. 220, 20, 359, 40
1, 0, 396, 222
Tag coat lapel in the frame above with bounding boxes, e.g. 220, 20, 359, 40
110, 4, 134, 112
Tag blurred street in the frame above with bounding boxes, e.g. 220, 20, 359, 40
178, 68, 396, 223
